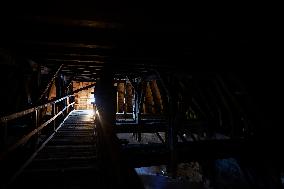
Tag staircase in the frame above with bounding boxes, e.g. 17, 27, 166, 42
8, 110, 105, 189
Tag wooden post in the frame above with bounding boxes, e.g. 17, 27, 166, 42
167, 75, 178, 178
137, 81, 147, 142
71, 95, 75, 111
126, 82, 133, 113
117, 82, 125, 113
96, 66, 144, 189
134, 90, 139, 122
31, 109, 39, 150
30, 60, 41, 104
0, 121, 8, 150
168, 99, 178, 177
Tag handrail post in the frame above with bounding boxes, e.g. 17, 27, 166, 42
65, 96, 68, 115
52, 103, 56, 131
71, 95, 75, 111
31, 108, 39, 150
66, 96, 69, 114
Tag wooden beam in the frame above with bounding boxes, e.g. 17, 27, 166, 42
115, 120, 207, 133
46, 59, 104, 64
156, 132, 165, 144
38, 64, 63, 102
123, 139, 245, 168
72, 83, 96, 94
30, 53, 107, 60
19, 41, 113, 49
18, 16, 123, 29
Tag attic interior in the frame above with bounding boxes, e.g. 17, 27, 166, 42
0, 4, 282, 189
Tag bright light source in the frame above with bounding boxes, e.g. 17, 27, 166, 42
86, 110, 95, 116
90, 97, 95, 103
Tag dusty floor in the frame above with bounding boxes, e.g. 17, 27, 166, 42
135, 164, 205, 189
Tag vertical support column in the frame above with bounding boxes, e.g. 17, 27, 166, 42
167, 75, 178, 178
134, 90, 139, 123
96, 67, 116, 125
95, 67, 116, 184
35, 109, 39, 146
56, 74, 67, 122
55, 75, 63, 99
96, 66, 143, 189
137, 81, 147, 142
55, 74, 64, 113
126, 82, 133, 113
30, 60, 41, 104
0, 121, 8, 150
117, 82, 125, 113
68, 81, 74, 112
168, 98, 178, 177
71, 95, 75, 111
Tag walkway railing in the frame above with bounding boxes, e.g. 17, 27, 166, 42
0, 95, 75, 160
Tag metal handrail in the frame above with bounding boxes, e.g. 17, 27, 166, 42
0, 102, 74, 160
0, 94, 75, 160
0, 95, 74, 123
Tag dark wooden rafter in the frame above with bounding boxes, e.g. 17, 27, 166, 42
19, 46, 112, 58
191, 97, 208, 120
150, 80, 163, 114
155, 132, 165, 144
46, 59, 104, 65
154, 70, 170, 106
38, 64, 63, 102
215, 75, 250, 136
193, 80, 216, 122
212, 78, 235, 136
16, 16, 123, 30
71, 83, 96, 94
31, 53, 107, 61
20, 41, 113, 49
65, 75, 75, 90
115, 120, 207, 133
